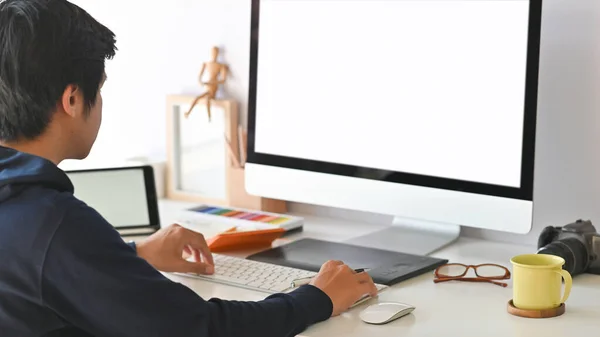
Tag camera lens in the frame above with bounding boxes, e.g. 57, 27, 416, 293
537, 237, 588, 276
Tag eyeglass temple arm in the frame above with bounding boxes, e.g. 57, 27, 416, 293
434, 277, 508, 287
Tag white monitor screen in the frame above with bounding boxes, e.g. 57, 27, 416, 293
254, 0, 531, 188
67, 168, 150, 228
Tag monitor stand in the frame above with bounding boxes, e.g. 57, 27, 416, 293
344, 217, 460, 256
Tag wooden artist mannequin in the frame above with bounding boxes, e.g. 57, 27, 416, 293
184, 46, 228, 121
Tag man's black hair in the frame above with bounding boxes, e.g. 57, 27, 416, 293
0, 0, 116, 142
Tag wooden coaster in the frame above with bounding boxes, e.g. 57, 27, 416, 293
507, 300, 565, 318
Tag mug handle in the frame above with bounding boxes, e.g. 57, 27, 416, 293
554, 269, 572, 304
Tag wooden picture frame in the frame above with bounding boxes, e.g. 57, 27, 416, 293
166, 95, 239, 205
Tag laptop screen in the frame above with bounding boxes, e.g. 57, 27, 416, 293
67, 167, 151, 228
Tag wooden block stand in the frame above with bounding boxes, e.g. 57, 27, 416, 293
166, 94, 288, 213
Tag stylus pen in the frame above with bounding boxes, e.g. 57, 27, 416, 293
290, 269, 366, 288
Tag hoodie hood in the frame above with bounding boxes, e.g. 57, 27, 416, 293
0, 146, 73, 202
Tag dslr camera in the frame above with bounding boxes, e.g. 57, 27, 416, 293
537, 219, 600, 276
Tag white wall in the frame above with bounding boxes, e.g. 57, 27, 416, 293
65, 0, 251, 167
69, 0, 600, 247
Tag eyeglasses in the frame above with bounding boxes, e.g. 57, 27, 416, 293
433, 263, 511, 287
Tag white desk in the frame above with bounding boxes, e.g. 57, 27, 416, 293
155, 200, 600, 336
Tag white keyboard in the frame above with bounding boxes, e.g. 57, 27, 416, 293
179, 254, 387, 305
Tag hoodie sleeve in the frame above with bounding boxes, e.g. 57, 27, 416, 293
41, 199, 333, 337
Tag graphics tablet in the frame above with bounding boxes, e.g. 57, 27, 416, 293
247, 238, 448, 286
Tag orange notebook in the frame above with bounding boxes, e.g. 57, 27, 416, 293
207, 227, 285, 252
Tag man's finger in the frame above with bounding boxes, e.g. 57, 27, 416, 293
338, 264, 353, 274
181, 228, 214, 266
355, 271, 374, 284
322, 260, 344, 269
190, 246, 201, 263
358, 281, 379, 297
182, 246, 192, 259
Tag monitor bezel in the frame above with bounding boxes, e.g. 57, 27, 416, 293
246, 0, 542, 201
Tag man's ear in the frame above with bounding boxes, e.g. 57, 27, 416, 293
60, 84, 83, 118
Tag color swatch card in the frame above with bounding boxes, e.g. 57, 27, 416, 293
180, 204, 304, 232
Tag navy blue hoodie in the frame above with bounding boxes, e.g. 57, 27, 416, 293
0, 146, 333, 337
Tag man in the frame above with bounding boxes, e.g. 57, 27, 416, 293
0, 1, 378, 336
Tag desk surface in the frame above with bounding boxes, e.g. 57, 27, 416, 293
156, 200, 600, 336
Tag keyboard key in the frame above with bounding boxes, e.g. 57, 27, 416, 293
269, 283, 291, 292
199, 274, 251, 285
248, 280, 264, 287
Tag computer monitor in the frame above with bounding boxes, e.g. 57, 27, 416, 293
245, 0, 543, 255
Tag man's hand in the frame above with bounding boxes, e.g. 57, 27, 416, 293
136, 224, 215, 275
310, 260, 378, 316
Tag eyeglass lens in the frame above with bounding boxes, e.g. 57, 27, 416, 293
437, 264, 505, 278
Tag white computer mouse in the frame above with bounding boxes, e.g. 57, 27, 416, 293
359, 302, 415, 325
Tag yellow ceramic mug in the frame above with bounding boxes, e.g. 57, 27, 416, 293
510, 254, 572, 310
